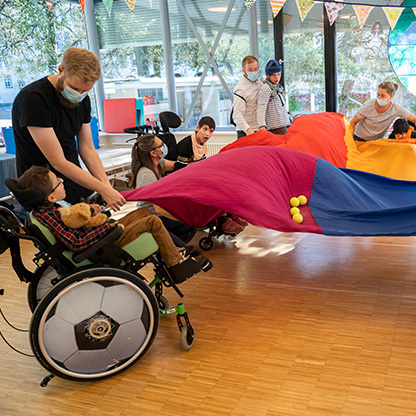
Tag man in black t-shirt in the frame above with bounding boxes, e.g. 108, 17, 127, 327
12, 47, 125, 209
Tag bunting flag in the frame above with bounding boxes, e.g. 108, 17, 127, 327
324, 2, 344, 26
125, 0, 135, 13
352, 5, 373, 28
413, 7, 416, 18
270, 0, 287, 17
245, 0, 257, 10
78, 0, 85, 13
295, 0, 315, 22
103, 0, 113, 16
383, 7, 404, 29
149, 0, 152, 8
45, 0, 52, 9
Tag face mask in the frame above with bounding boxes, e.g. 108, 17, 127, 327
161, 143, 168, 158
247, 71, 259, 82
61, 85, 89, 103
376, 97, 389, 107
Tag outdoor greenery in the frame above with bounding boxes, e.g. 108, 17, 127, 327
0, 0, 86, 81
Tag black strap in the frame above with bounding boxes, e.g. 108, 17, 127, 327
234, 92, 246, 102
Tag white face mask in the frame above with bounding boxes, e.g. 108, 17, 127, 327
247, 71, 259, 82
376, 97, 389, 107
61, 85, 89, 103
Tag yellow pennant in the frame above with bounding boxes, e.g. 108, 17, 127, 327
383, 7, 404, 30
125, 0, 135, 13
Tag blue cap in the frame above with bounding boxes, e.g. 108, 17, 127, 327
265, 59, 282, 76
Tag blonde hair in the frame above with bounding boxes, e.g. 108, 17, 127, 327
378, 81, 399, 96
242, 55, 258, 68
61, 47, 101, 83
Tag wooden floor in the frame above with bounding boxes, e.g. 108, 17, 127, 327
2, 226, 416, 415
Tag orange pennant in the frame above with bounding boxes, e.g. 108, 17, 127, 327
79, 0, 85, 13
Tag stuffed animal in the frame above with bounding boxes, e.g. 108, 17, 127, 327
58, 203, 107, 230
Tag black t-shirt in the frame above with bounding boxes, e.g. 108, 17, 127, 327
12, 76, 93, 203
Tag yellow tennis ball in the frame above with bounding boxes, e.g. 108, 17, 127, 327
292, 213, 303, 224
298, 195, 308, 205
290, 207, 300, 216
290, 197, 300, 207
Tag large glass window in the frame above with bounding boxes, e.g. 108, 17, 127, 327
169, 0, 251, 129
337, 3, 416, 120
282, 0, 325, 116
0, 0, 85, 120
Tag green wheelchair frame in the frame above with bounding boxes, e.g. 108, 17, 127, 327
0, 195, 196, 386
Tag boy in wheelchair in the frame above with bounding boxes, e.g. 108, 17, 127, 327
17, 165, 211, 283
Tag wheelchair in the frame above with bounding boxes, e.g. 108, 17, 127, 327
0, 179, 202, 385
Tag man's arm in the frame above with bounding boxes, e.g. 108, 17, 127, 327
27, 126, 126, 210
233, 93, 252, 134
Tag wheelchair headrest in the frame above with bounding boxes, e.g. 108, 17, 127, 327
4, 178, 44, 211
159, 111, 181, 133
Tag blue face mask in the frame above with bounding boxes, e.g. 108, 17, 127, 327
247, 71, 259, 82
161, 143, 168, 158
61, 85, 89, 103
376, 97, 389, 107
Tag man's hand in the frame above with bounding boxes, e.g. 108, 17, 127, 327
247, 128, 255, 135
100, 185, 126, 211
259, 126, 266, 131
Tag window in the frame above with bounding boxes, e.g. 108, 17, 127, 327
4, 76, 12, 89
283, 0, 325, 116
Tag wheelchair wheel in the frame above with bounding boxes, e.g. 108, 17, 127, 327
180, 323, 195, 351
199, 237, 214, 251
30, 267, 159, 382
27, 265, 59, 312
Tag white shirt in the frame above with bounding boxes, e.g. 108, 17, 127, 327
233, 76, 262, 133
354, 98, 410, 141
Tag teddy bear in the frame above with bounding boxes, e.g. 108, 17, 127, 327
58, 203, 108, 230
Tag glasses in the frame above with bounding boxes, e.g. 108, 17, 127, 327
151, 144, 163, 151
49, 178, 63, 195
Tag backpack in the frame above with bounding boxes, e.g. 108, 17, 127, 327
230, 92, 246, 126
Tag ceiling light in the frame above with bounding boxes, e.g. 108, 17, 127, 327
208, 6, 236, 12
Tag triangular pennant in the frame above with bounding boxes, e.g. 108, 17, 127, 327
295, 0, 315, 22
324, 2, 344, 26
103, 0, 113, 16
270, 0, 288, 18
78, 0, 85, 13
149, 0, 152, 8
245, 0, 257, 10
352, 5, 373, 28
45, 0, 52, 10
413, 7, 416, 18
125, 0, 135, 13
383, 7, 404, 29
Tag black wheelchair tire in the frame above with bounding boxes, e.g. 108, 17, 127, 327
30, 267, 159, 382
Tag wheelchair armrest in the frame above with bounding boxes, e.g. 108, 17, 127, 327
72, 225, 124, 263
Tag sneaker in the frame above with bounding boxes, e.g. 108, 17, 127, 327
231, 215, 249, 227
179, 245, 195, 257
222, 218, 244, 235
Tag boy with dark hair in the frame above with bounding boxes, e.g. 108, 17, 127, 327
388, 118, 416, 140
17, 165, 211, 278
175, 116, 216, 170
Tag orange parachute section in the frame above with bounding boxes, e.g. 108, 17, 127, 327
221, 112, 416, 181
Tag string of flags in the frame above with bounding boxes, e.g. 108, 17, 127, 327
43, 0, 413, 29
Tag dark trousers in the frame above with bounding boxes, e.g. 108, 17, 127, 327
237, 130, 246, 138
